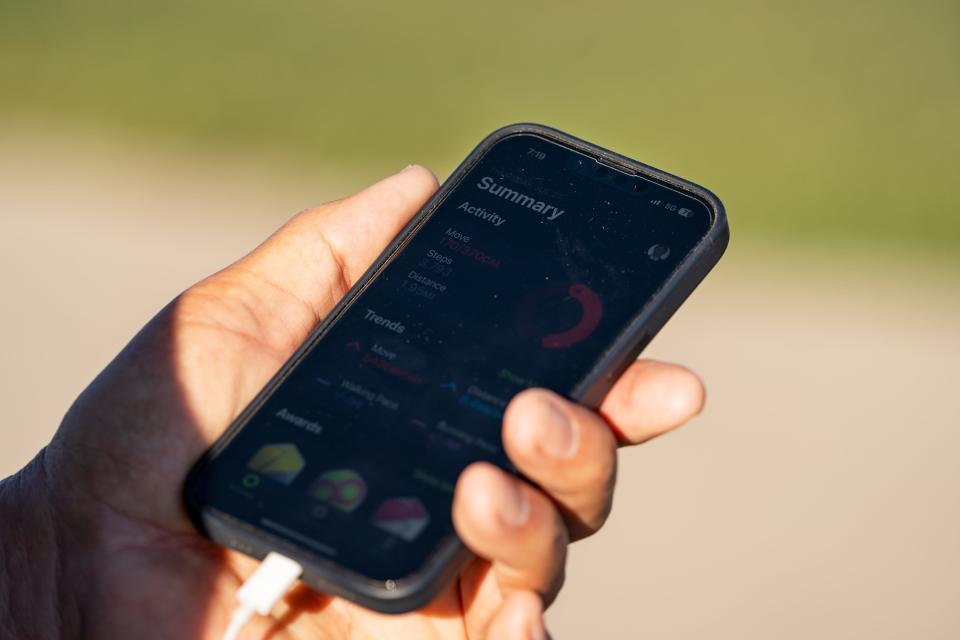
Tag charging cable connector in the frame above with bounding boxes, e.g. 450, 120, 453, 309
222, 552, 303, 640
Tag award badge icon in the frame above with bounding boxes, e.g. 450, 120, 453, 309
372, 498, 430, 542
309, 469, 368, 513
246, 443, 306, 485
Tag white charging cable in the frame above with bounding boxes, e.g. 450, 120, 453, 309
222, 552, 304, 640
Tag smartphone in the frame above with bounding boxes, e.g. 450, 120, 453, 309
183, 123, 728, 613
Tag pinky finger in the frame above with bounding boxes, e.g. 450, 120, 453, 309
486, 591, 548, 640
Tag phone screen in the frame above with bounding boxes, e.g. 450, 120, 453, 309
192, 133, 712, 583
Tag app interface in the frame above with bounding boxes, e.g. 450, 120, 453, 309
195, 133, 712, 581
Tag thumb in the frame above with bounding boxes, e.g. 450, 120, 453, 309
201, 164, 438, 352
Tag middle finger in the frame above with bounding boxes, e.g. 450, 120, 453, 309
502, 388, 618, 540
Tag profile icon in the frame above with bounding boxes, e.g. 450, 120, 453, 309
646, 244, 671, 261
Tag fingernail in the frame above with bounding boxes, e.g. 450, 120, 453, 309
530, 398, 578, 460
498, 477, 531, 528
401, 164, 418, 172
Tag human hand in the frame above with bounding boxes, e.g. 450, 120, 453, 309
0, 166, 704, 639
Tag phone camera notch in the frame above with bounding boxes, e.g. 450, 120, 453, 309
570, 154, 648, 197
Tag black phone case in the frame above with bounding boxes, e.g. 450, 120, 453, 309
183, 123, 729, 613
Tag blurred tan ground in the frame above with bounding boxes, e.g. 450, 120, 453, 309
1, 127, 958, 638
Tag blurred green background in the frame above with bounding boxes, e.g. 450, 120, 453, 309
2, 0, 958, 260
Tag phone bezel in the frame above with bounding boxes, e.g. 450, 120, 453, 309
183, 122, 729, 613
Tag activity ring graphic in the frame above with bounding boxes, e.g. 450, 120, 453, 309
541, 283, 603, 349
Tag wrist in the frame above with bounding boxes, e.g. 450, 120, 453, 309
0, 449, 75, 638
